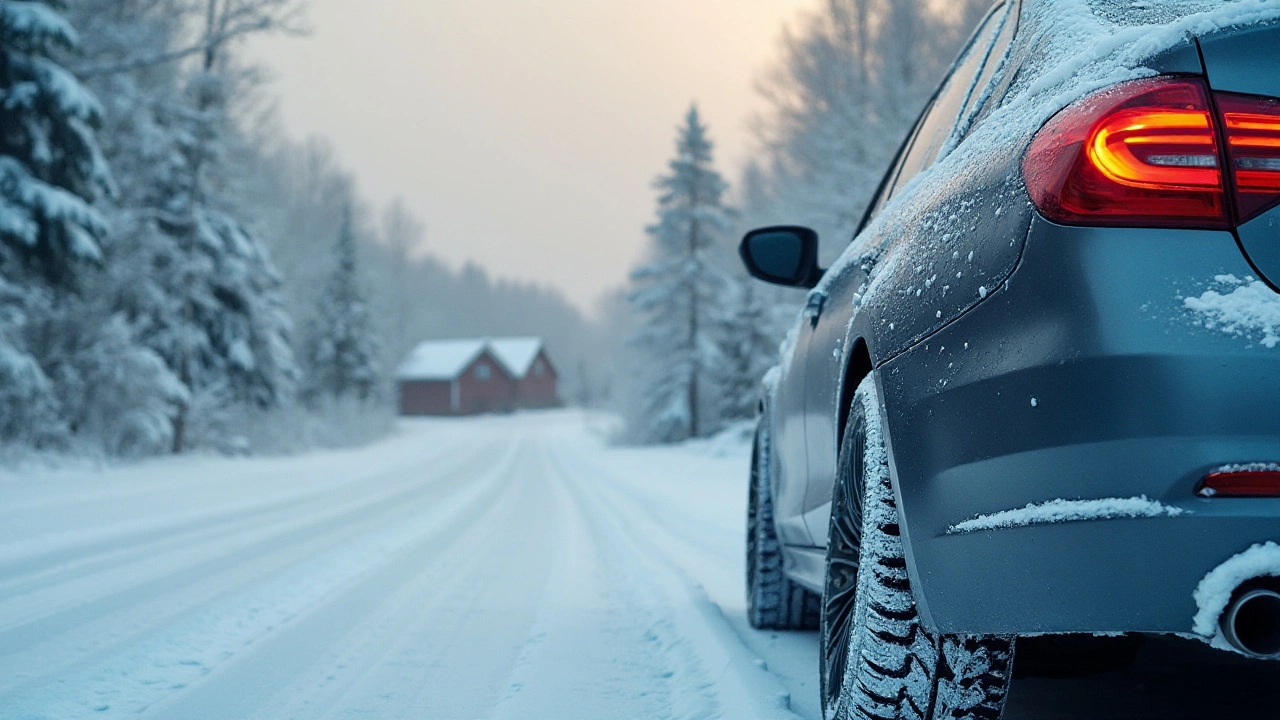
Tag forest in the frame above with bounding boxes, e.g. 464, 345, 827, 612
0, 0, 989, 460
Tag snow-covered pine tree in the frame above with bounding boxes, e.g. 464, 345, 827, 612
79, 0, 301, 452
305, 205, 379, 402
627, 105, 734, 443
0, 0, 111, 445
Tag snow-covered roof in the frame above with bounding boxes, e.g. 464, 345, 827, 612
488, 337, 545, 378
395, 337, 549, 381
395, 339, 488, 381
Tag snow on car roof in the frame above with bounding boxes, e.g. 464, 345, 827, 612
396, 337, 547, 380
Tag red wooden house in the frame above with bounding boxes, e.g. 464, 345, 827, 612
488, 338, 560, 409
396, 338, 559, 416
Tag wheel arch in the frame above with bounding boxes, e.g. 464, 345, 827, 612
835, 335, 875, 453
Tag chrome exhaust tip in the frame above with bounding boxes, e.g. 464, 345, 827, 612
1221, 588, 1280, 659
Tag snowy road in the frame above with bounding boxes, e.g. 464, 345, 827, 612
2, 410, 1278, 720
0, 412, 814, 720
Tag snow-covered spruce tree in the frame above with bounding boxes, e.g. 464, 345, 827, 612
627, 106, 734, 443
0, 0, 112, 446
75, 0, 301, 453
33, 308, 187, 455
8, 0, 202, 457
304, 205, 379, 402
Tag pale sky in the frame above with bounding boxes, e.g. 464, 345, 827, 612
248, 0, 814, 312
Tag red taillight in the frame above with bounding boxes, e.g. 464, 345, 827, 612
1217, 92, 1280, 223
1025, 77, 1280, 230
1198, 469, 1280, 498
1024, 77, 1229, 230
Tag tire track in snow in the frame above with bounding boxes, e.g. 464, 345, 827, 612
0, 423, 479, 575
149, 434, 558, 720
490, 433, 688, 719
558, 435, 823, 720
541, 429, 805, 720
490, 423, 801, 720
0, 433, 500, 692
0, 434, 524, 718
0, 423, 480, 591
249, 432, 564, 720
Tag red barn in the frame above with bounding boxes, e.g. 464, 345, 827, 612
396, 338, 559, 416
488, 338, 560, 409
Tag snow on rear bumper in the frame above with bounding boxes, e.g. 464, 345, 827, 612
878, 217, 1280, 636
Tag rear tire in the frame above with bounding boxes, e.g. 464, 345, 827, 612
821, 376, 1014, 720
747, 421, 820, 630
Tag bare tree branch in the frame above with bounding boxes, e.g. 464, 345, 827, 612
73, 0, 306, 79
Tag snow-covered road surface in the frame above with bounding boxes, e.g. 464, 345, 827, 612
0, 411, 815, 720
3, 410, 1278, 720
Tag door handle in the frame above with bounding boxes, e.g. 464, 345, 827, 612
805, 290, 827, 325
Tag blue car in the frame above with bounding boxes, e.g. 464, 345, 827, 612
740, 2, 1280, 718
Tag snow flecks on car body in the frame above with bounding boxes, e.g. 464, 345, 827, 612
1184, 275, 1280, 349
1192, 541, 1280, 653
947, 495, 1186, 534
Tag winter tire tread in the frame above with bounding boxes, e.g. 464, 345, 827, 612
823, 376, 1015, 720
746, 421, 821, 631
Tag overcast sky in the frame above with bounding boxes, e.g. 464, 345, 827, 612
247, 0, 813, 312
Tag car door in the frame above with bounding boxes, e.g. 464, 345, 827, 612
799, 1, 1019, 545
769, 328, 815, 546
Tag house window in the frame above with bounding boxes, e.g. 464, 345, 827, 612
476, 363, 491, 381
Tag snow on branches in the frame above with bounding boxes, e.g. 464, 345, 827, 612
626, 106, 741, 443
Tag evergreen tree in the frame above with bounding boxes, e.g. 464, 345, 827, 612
305, 205, 379, 402
100, 0, 299, 452
627, 105, 733, 443
0, 0, 111, 445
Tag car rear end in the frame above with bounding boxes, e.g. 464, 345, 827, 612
878, 1, 1280, 657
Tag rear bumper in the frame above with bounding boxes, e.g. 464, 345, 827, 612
880, 216, 1280, 635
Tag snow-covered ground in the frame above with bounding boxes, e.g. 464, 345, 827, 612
3, 409, 1277, 720
0, 410, 817, 720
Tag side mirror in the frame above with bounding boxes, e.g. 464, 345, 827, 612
739, 226, 824, 288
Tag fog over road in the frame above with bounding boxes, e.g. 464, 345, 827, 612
1, 411, 1277, 719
